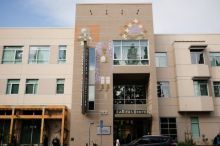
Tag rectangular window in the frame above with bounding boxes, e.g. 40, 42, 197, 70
193, 80, 208, 96
157, 81, 170, 97
2, 46, 23, 64
113, 40, 149, 65
190, 49, 204, 64
6, 79, 20, 94
56, 79, 65, 94
58, 45, 66, 63
191, 117, 200, 138
25, 79, 38, 94
113, 85, 146, 104
28, 46, 50, 64
160, 117, 177, 140
210, 52, 220, 66
156, 52, 167, 67
88, 48, 95, 110
213, 81, 220, 97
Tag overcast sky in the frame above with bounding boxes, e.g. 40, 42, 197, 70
0, 0, 220, 34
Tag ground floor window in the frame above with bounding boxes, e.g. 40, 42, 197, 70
160, 117, 177, 140
191, 117, 200, 138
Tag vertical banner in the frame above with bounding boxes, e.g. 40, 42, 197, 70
82, 41, 90, 114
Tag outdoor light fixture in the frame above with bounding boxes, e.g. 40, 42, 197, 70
105, 76, 110, 90
100, 48, 107, 63
100, 76, 105, 90
78, 28, 92, 46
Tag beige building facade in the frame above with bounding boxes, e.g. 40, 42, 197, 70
0, 2, 220, 146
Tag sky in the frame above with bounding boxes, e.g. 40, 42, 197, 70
0, 0, 220, 34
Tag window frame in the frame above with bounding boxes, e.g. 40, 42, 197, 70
191, 117, 200, 138
88, 48, 96, 111
155, 52, 168, 67
113, 85, 146, 104
2, 46, 23, 64
58, 45, 67, 64
160, 117, 177, 140
190, 49, 205, 64
113, 40, 149, 65
6, 79, 20, 94
213, 81, 220, 97
193, 80, 209, 96
210, 52, 220, 67
28, 46, 50, 64
56, 79, 65, 94
157, 81, 170, 98
25, 79, 38, 94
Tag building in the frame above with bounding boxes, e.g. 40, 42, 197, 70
0, 2, 220, 146
0, 28, 74, 145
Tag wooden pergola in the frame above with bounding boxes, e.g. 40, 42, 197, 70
0, 105, 67, 145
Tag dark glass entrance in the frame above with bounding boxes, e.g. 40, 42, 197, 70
20, 120, 41, 144
114, 118, 151, 144
0, 119, 10, 144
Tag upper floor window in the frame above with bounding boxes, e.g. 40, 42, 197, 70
210, 52, 220, 66
56, 79, 65, 94
58, 45, 66, 63
190, 49, 204, 64
29, 46, 50, 64
6, 79, 20, 94
113, 85, 146, 104
157, 81, 170, 97
88, 48, 96, 110
113, 40, 149, 65
25, 79, 38, 94
193, 80, 208, 96
156, 52, 167, 67
213, 81, 220, 97
2, 46, 23, 64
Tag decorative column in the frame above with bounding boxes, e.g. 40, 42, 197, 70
78, 28, 92, 114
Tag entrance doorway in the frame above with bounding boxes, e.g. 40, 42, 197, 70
20, 120, 41, 145
114, 118, 151, 144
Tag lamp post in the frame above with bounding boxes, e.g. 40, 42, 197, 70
89, 122, 94, 146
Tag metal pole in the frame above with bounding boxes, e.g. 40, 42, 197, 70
100, 127, 102, 146
89, 122, 94, 146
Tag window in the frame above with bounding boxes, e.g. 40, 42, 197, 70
190, 49, 204, 64
156, 52, 167, 67
113, 40, 149, 65
191, 117, 200, 138
28, 46, 50, 64
157, 81, 170, 97
6, 79, 20, 94
2, 46, 23, 64
58, 45, 66, 63
193, 80, 208, 96
210, 52, 220, 66
88, 48, 95, 110
213, 81, 220, 97
56, 79, 65, 94
113, 85, 146, 104
160, 118, 177, 140
25, 79, 38, 94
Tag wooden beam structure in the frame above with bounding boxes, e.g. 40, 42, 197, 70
40, 108, 45, 144
9, 108, 15, 143
60, 107, 65, 145
0, 105, 67, 145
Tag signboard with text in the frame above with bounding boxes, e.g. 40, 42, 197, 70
96, 126, 111, 135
